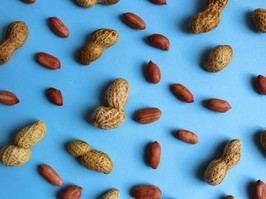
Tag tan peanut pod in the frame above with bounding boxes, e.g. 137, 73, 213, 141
68, 140, 92, 157
203, 45, 233, 72
260, 130, 266, 150
78, 28, 119, 65
105, 78, 129, 110
190, 0, 228, 34
102, 189, 120, 199
0, 145, 31, 167
91, 106, 126, 130
80, 150, 113, 174
75, 0, 119, 8
204, 139, 241, 186
253, 8, 266, 33
14, 120, 46, 148
0, 21, 28, 65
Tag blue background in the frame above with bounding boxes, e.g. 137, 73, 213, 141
0, 0, 266, 198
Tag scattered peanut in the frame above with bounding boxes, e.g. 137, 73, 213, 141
256, 75, 266, 95
171, 84, 194, 103
175, 130, 198, 144
122, 12, 146, 30
0, 91, 20, 106
68, 140, 113, 174
102, 189, 120, 199
260, 131, 266, 150
147, 34, 170, 50
22, 0, 36, 3
78, 28, 119, 65
135, 107, 162, 124
48, 17, 69, 38
75, 0, 119, 8
47, 88, 63, 106
204, 139, 241, 186
146, 61, 161, 84
203, 45, 233, 72
0, 21, 28, 65
59, 185, 82, 199
190, 0, 228, 34
91, 78, 129, 130
38, 164, 63, 186
253, 9, 266, 33
0, 120, 46, 167
148, 141, 161, 169
131, 185, 162, 199
151, 0, 166, 5
254, 180, 266, 199
36, 52, 61, 70
206, 98, 231, 113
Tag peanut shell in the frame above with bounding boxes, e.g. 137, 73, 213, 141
78, 28, 119, 65
68, 140, 91, 157
203, 45, 233, 72
253, 8, 266, 33
102, 189, 120, 199
91, 106, 126, 130
80, 150, 113, 174
14, 120, 46, 148
0, 145, 31, 167
105, 78, 129, 110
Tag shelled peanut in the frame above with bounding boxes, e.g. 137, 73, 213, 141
0, 120, 46, 167
0, 21, 28, 65
0, 91, 20, 106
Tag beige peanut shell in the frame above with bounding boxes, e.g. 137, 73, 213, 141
190, 0, 228, 34
14, 120, 46, 148
203, 45, 233, 72
204, 139, 241, 186
80, 150, 113, 174
0, 21, 28, 65
78, 28, 119, 65
102, 189, 120, 199
91, 106, 126, 130
68, 140, 91, 157
75, 0, 119, 8
253, 8, 266, 33
0, 145, 31, 167
105, 78, 129, 110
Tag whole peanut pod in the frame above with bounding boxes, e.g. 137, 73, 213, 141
253, 8, 266, 33
203, 45, 233, 72
78, 28, 118, 65
190, 0, 228, 34
68, 140, 113, 174
75, 0, 119, 8
0, 21, 28, 65
204, 139, 241, 186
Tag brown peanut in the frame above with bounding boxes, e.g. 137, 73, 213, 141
190, 0, 228, 34
78, 28, 118, 65
204, 139, 241, 186
0, 21, 28, 65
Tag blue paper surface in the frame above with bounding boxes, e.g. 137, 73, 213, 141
0, 0, 266, 198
